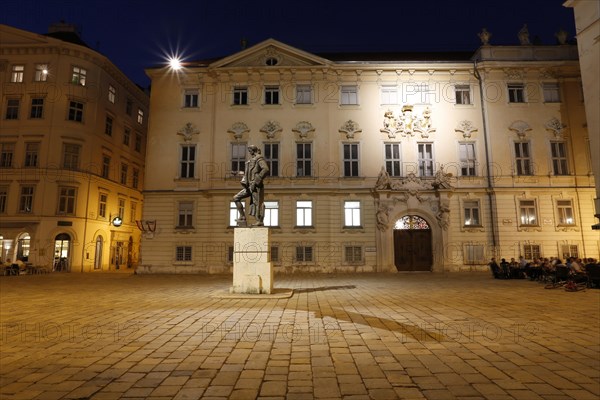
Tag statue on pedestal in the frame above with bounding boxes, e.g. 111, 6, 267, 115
233, 145, 270, 226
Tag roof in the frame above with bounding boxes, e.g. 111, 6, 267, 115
44, 31, 90, 48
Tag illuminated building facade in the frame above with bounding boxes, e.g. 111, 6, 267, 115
0, 24, 148, 272
141, 35, 597, 273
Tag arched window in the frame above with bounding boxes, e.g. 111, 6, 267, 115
394, 215, 430, 230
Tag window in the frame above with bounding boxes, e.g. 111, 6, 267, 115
71, 66, 87, 86
98, 193, 107, 218
102, 156, 111, 179
381, 86, 398, 105
519, 200, 538, 226
118, 198, 125, 219
5, 99, 20, 119
120, 163, 128, 185
126, 99, 133, 116
271, 246, 280, 263
344, 246, 363, 263
137, 109, 144, 124
523, 244, 541, 260
227, 246, 234, 264
105, 116, 113, 135
24, 142, 39, 167
264, 86, 280, 105
561, 245, 578, 260
132, 168, 140, 189
264, 201, 279, 227
296, 85, 312, 104
295, 246, 313, 262
231, 143, 246, 174
343, 143, 359, 177
344, 201, 361, 227
418, 143, 434, 177
263, 143, 279, 177
19, 186, 34, 213
464, 244, 485, 264
176, 246, 192, 261
123, 127, 131, 146
178, 145, 195, 179
459, 143, 477, 176
508, 83, 525, 103
230, 201, 241, 226
404, 82, 431, 104
68, 101, 84, 122
557, 200, 575, 225
35, 64, 48, 82
551, 142, 568, 175
58, 187, 76, 215
178, 201, 194, 228
11, 65, 24, 83
134, 133, 142, 152
104, 86, 115, 105
233, 87, 248, 105
455, 85, 471, 105
0, 187, 7, 213
385, 143, 402, 177
184, 89, 199, 108
1, 143, 15, 167
341, 85, 358, 105
543, 83, 560, 103
130, 202, 137, 223
514, 142, 532, 175
62, 143, 81, 170
296, 200, 313, 227
28, 97, 44, 119
464, 201, 480, 226
296, 143, 312, 177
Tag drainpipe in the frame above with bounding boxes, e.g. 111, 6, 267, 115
474, 60, 499, 254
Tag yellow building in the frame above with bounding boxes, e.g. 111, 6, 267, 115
140, 35, 597, 274
0, 24, 148, 272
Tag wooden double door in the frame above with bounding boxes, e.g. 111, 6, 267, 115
393, 229, 433, 271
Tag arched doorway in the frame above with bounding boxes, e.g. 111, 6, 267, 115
94, 236, 103, 270
393, 215, 433, 271
54, 233, 71, 272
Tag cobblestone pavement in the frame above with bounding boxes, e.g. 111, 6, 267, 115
1, 272, 599, 400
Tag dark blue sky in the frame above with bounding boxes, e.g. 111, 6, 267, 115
1, 0, 576, 87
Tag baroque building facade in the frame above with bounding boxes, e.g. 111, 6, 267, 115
0, 24, 148, 272
140, 36, 597, 273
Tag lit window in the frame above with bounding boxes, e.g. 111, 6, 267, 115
514, 142, 532, 175
344, 201, 361, 227
508, 83, 525, 103
35, 64, 48, 82
557, 200, 575, 225
264, 201, 279, 227
184, 89, 199, 108
519, 200, 538, 226
5, 99, 20, 120
381, 86, 398, 105
176, 246, 192, 261
551, 142, 568, 175
178, 201, 194, 228
68, 101, 84, 122
24, 142, 40, 167
296, 143, 312, 177
231, 143, 246, 174
233, 87, 248, 105
341, 85, 358, 105
296, 200, 313, 227
62, 143, 81, 170
57, 187, 76, 215
30, 98, 44, 119
455, 85, 471, 105
264, 86, 280, 105
19, 186, 34, 213
418, 143, 434, 177
343, 143, 359, 177
71, 66, 87, 86
264, 143, 279, 177
137, 109, 144, 124
385, 143, 402, 177
459, 143, 477, 176
229, 201, 241, 226
0, 143, 15, 168
464, 201, 480, 226
296, 85, 312, 104
543, 83, 560, 103
11, 65, 24, 83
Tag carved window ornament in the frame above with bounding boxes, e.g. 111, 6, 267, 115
339, 120, 362, 139
228, 122, 250, 140
545, 117, 567, 138
292, 121, 315, 139
177, 122, 200, 142
455, 120, 478, 138
260, 120, 282, 139
509, 120, 532, 138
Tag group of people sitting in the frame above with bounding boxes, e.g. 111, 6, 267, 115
488, 255, 598, 284
1, 258, 27, 275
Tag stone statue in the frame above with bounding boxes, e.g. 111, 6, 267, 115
233, 145, 270, 226
518, 24, 530, 45
478, 28, 492, 45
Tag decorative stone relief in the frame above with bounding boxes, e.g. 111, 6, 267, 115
504, 68, 523, 80
435, 199, 451, 230
260, 120, 282, 139
455, 120, 478, 138
413, 107, 436, 138
545, 117, 566, 138
292, 121, 315, 139
381, 110, 401, 139
374, 165, 454, 193
177, 122, 199, 142
228, 122, 250, 140
555, 28, 568, 45
539, 68, 557, 80
375, 198, 392, 231
380, 105, 436, 139
339, 120, 362, 139
509, 120, 532, 138
478, 28, 492, 45
518, 24, 530, 45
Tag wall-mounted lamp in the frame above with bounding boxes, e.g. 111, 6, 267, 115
112, 216, 123, 227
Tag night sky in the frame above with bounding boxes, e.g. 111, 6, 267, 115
1, 0, 576, 88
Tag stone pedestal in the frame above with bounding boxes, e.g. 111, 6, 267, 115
230, 227, 273, 294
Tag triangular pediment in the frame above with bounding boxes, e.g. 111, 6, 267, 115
209, 38, 332, 69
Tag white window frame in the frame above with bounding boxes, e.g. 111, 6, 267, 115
120, 163, 128, 185
344, 201, 361, 227
11, 65, 24, 83
180, 144, 196, 179
118, 198, 126, 219
184, 89, 199, 108
296, 200, 313, 227
455, 84, 472, 105
233, 87, 248, 105
551, 141, 569, 176
229, 201, 241, 227
463, 200, 480, 226
102, 155, 110, 178
263, 142, 279, 177
68, 100, 84, 122
344, 246, 364, 264
19, 185, 34, 213
418, 143, 434, 177
177, 201, 194, 228
519, 199, 538, 226
231, 142, 247, 174
381, 86, 398, 105
464, 244, 485, 264
176, 246, 192, 262
57, 187, 76, 215
264, 85, 280, 105
556, 199, 575, 225
264, 201, 279, 227
295, 245, 314, 263
295, 84, 312, 104
98, 193, 107, 218
62, 143, 81, 170
343, 143, 360, 177
130, 202, 137, 223
296, 142, 312, 177
384, 143, 402, 177
340, 85, 358, 105
108, 85, 116, 104
507, 83, 526, 103
34, 64, 48, 82
137, 109, 144, 124
71, 66, 87, 86
523, 244, 541, 260
514, 142, 532, 176
459, 142, 477, 176
542, 83, 560, 103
